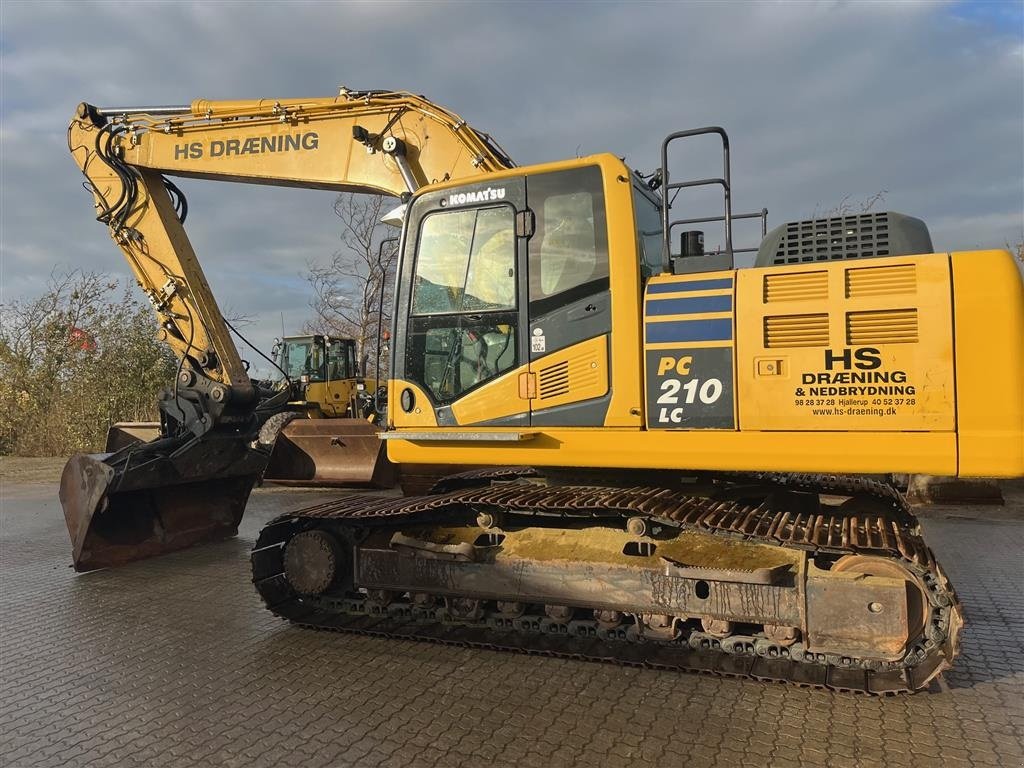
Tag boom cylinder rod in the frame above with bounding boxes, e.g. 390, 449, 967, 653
392, 154, 418, 193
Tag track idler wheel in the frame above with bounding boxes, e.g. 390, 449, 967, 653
283, 530, 344, 596
831, 555, 929, 643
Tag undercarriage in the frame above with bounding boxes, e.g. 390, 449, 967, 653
251, 470, 962, 694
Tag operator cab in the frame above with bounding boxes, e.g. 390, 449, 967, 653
274, 335, 358, 384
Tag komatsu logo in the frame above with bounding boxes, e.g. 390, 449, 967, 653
447, 187, 506, 206
174, 132, 319, 160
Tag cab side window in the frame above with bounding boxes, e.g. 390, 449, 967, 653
528, 166, 609, 315
633, 186, 664, 279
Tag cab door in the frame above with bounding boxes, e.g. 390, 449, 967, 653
392, 178, 532, 428
320, 339, 356, 417
523, 165, 612, 426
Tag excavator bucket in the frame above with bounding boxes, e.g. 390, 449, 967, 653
104, 422, 160, 451
59, 431, 268, 572
262, 419, 397, 488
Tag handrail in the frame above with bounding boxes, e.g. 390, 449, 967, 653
659, 127, 733, 273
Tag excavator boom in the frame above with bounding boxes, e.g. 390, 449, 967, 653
61, 90, 511, 571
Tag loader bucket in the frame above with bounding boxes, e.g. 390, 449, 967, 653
262, 419, 397, 488
59, 431, 268, 572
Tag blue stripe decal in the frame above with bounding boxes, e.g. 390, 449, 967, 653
646, 278, 733, 294
645, 318, 733, 344
645, 295, 733, 316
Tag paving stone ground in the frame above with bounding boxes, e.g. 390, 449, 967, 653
1, 480, 1022, 768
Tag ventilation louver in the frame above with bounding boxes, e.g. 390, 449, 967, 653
538, 361, 570, 400
845, 264, 917, 298
763, 271, 828, 303
764, 314, 829, 348
846, 309, 918, 345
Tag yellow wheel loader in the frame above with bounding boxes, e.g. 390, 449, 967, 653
256, 334, 394, 487
60, 90, 1023, 692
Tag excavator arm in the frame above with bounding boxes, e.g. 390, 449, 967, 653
67, 91, 512, 418
61, 89, 512, 571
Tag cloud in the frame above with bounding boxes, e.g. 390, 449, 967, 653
1, 0, 1021, 363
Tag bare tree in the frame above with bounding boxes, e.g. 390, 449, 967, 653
1008, 234, 1023, 267
811, 190, 888, 220
305, 193, 399, 377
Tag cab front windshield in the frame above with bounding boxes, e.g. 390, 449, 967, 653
279, 338, 353, 382
407, 205, 518, 404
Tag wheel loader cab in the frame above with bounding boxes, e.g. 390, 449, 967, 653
390, 155, 642, 433
276, 335, 357, 385
274, 335, 360, 418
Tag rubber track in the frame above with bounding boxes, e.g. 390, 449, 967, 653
251, 477, 961, 694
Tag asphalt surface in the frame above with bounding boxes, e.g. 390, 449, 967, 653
1, 480, 1022, 768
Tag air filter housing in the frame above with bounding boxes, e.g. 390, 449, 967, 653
755, 211, 932, 267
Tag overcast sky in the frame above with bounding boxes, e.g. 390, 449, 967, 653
2, 0, 1021, 375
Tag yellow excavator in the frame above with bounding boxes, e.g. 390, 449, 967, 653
61, 89, 1023, 693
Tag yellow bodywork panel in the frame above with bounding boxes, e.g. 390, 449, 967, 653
388, 380, 439, 428
531, 335, 609, 413
449, 363, 528, 425
951, 250, 1024, 476
385, 427, 957, 475
414, 335, 610, 426
387, 249, 1022, 478
599, 157, 645, 427
737, 254, 955, 431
